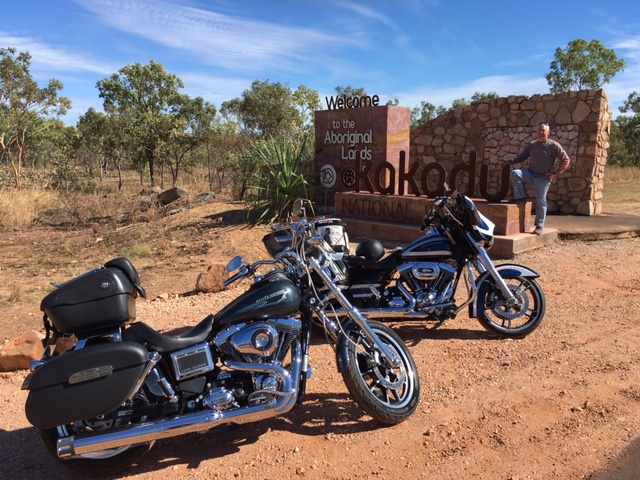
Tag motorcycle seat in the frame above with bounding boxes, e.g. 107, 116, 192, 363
344, 254, 398, 270
123, 315, 214, 353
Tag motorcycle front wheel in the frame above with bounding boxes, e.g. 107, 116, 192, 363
342, 321, 420, 425
477, 275, 546, 338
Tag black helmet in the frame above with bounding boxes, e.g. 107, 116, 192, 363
355, 239, 385, 261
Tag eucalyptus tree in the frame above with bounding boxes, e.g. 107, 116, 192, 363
220, 80, 303, 140
97, 61, 186, 186
471, 92, 499, 102
199, 120, 249, 193
545, 39, 625, 93
614, 92, 640, 166
292, 84, 321, 140
411, 101, 446, 129
158, 95, 217, 187
411, 92, 500, 129
0, 47, 71, 188
76, 108, 110, 181
334, 85, 368, 98
76, 107, 136, 189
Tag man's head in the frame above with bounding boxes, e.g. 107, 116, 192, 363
537, 122, 550, 142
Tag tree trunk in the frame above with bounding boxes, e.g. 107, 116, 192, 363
148, 151, 156, 187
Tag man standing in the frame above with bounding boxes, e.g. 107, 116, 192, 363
504, 122, 571, 235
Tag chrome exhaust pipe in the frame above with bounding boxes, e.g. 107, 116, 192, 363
327, 281, 458, 319
328, 282, 420, 318
57, 342, 302, 458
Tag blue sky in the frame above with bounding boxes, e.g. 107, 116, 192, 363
3, 0, 639, 125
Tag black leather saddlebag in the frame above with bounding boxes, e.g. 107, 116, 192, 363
40, 266, 137, 335
25, 342, 149, 429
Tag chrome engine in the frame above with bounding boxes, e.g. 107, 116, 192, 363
332, 261, 460, 319
397, 261, 457, 307
213, 317, 301, 363
202, 317, 303, 409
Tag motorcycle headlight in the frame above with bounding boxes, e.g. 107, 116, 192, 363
472, 231, 494, 250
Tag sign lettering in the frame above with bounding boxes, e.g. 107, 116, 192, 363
353, 151, 511, 202
325, 94, 380, 110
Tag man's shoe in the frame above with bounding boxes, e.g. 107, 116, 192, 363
533, 226, 543, 235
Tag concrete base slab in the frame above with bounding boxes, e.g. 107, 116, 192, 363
491, 228, 558, 259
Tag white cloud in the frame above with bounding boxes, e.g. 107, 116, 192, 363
75, 0, 362, 73
0, 33, 115, 75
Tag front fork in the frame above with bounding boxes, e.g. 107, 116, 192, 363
307, 257, 402, 370
474, 247, 518, 303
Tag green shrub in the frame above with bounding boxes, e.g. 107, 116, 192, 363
247, 136, 316, 224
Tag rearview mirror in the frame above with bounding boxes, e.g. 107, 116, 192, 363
226, 256, 243, 273
292, 198, 305, 217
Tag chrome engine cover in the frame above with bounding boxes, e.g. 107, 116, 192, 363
213, 317, 301, 363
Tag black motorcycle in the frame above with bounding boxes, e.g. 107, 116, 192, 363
22, 200, 420, 475
264, 189, 546, 339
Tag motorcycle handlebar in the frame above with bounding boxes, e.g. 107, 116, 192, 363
224, 259, 281, 287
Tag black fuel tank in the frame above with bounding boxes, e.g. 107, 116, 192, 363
25, 341, 148, 429
215, 271, 300, 326
400, 229, 453, 261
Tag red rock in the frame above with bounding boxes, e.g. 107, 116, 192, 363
0, 330, 45, 372
196, 263, 228, 293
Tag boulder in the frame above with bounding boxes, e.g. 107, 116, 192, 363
157, 187, 188, 206
196, 192, 215, 202
52, 335, 77, 356
196, 263, 229, 293
0, 330, 45, 372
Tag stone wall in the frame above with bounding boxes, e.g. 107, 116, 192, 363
410, 89, 611, 215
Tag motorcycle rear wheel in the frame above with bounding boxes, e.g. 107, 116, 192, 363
477, 275, 546, 338
342, 321, 420, 424
41, 423, 154, 474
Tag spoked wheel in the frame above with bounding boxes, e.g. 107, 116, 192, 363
342, 321, 420, 425
477, 275, 546, 338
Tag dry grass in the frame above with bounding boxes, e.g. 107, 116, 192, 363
0, 188, 60, 229
0, 164, 223, 230
603, 166, 640, 208
604, 165, 640, 183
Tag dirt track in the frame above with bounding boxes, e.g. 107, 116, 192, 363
1, 200, 639, 479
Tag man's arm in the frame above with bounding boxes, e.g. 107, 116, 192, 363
552, 150, 570, 175
505, 144, 530, 166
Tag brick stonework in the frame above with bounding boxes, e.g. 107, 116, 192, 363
410, 89, 611, 215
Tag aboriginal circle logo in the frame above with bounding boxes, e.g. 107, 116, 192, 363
319, 164, 336, 188
342, 167, 356, 188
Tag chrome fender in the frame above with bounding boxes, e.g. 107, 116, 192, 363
469, 264, 540, 318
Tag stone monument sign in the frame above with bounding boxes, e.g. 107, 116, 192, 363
316, 89, 610, 221
314, 99, 410, 208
